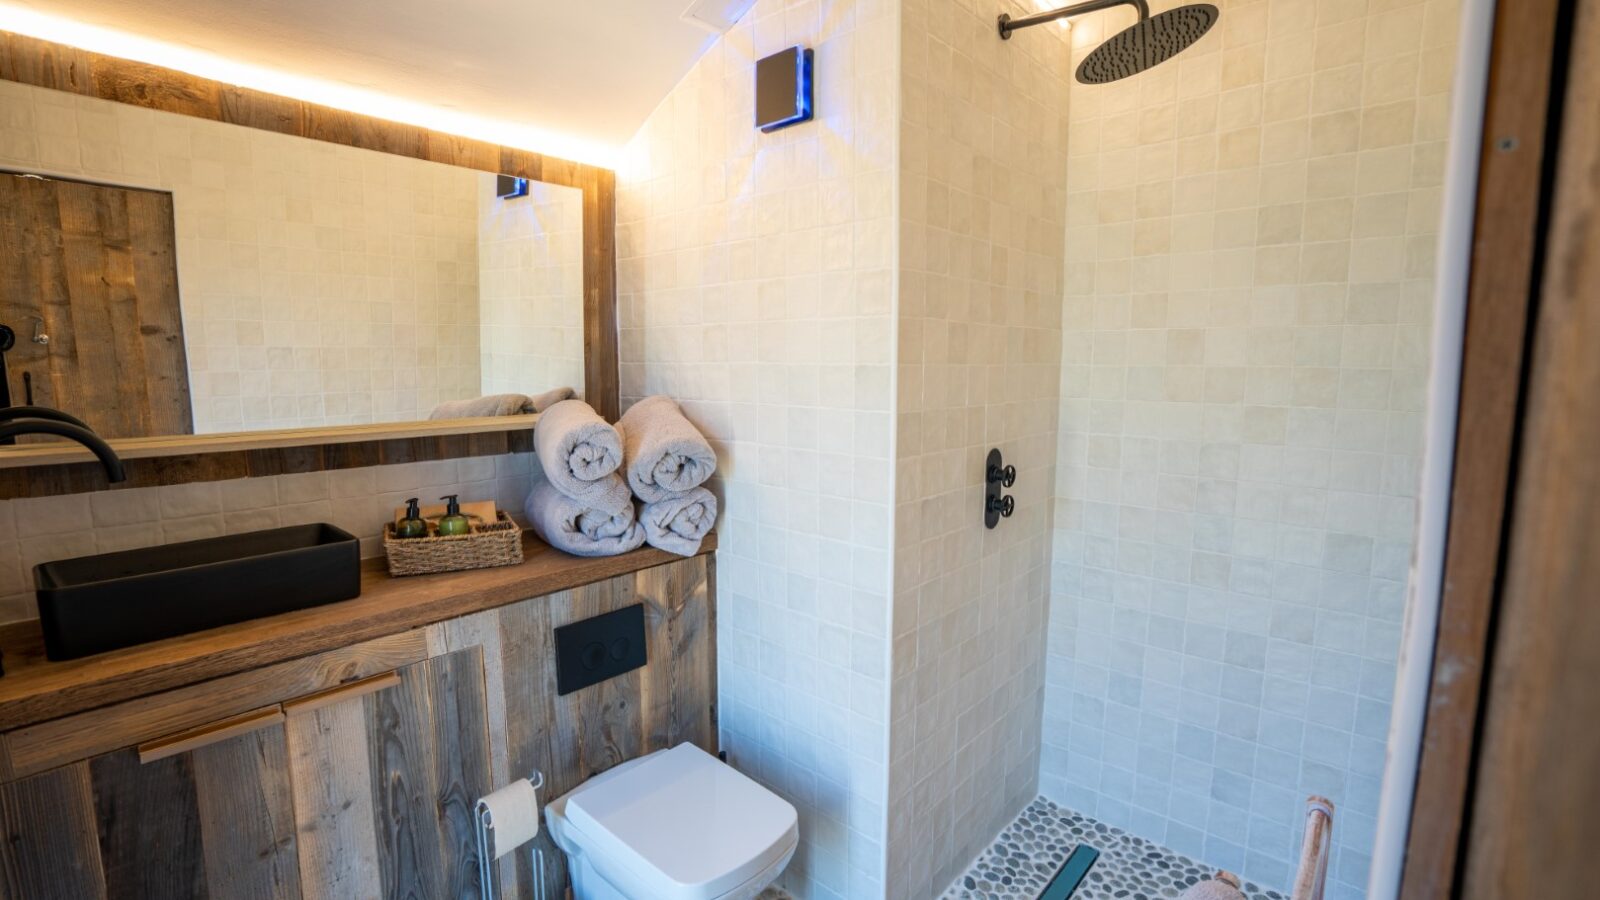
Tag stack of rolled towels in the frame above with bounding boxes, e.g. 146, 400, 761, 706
524, 395, 718, 558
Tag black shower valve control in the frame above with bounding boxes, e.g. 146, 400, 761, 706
984, 448, 1016, 529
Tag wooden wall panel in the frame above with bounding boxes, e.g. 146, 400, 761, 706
1459, 0, 1600, 893
0, 173, 193, 439
1399, 0, 1574, 895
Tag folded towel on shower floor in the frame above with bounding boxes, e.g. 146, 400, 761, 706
617, 395, 717, 503
639, 486, 717, 557
533, 399, 629, 514
524, 480, 644, 558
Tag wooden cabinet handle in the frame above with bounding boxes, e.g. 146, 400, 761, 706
137, 706, 285, 764
282, 670, 401, 715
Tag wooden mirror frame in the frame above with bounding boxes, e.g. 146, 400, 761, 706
0, 31, 618, 499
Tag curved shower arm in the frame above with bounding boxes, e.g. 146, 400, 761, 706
0, 405, 92, 430
998, 0, 1150, 38
0, 420, 126, 483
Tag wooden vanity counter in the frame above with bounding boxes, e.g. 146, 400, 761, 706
0, 531, 718, 899
0, 531, 715, 732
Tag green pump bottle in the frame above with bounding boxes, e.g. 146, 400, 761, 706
437, 494, 472, 536
395, 498, 429, 539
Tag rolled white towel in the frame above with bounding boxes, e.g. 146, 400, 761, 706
639, 487, 718, 557
524, 480, 644, 557
534, 399, 628, 514
618, 396, 717, 503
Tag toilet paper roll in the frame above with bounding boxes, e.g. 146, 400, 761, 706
478, 778, 541, 859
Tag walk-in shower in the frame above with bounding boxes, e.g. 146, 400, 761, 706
998, 0, 1218, 83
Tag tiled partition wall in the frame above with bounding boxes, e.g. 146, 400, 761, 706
0, 79, 483, 432
1041, 0, 1459, 896
0, 454, 537, 624
616, 0, 900, 896
887, 1, 1072, 896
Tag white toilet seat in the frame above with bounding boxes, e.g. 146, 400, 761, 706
545, 743, 799, 900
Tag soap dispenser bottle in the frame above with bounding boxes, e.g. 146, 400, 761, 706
395, 497, 429, 539
437, 494, 471, 536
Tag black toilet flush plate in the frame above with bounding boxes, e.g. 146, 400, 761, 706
554, 603, 648, 695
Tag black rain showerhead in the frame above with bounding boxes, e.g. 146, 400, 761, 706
1077, 4, 1218, 83
998, 0, 1219, 84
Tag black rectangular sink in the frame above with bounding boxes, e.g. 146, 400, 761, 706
34, 523, 361, 661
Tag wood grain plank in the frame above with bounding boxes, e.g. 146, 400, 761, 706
0, 174, 72, 434
496, 591, 563, 898
0, 762, 106, 900
90, 747, 209, 900
125, 190, 192, 436
424, 648, 493, 900
666, 557, 716, 752
580, 166, 619, 421
364, 659, 445, 900
549, 577, 642, 782
191, 723, 303, 900
1, 630, 427, 777
1398, 0, 1568, 894
285, 697, 381, 900
0, 536, 712, 733
426, 609, 514, 891
636, 566, 677, 751
1461, 0, 1600, 894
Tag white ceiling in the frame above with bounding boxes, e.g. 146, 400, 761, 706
5, 0, 744, 164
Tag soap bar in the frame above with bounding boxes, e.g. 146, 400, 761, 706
394, 500, 498, 528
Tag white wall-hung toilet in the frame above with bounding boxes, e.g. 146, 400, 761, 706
545, 742, 799, 900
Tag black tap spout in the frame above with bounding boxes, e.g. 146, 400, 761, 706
0, 420, 125, 482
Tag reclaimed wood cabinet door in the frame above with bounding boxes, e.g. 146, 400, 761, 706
0, 717, 301, 900
0, 647, 492, 900
283, 648, 492, 900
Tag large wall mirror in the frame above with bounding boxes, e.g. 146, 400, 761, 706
0, 33, 618, 497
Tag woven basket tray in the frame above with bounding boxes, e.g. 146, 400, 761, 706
383, 511, 524, 577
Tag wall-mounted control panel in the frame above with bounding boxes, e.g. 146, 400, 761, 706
554, 603, 647, 695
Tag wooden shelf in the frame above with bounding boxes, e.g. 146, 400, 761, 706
0, 532, 715, 731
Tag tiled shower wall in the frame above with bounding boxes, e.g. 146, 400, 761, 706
616, 0, 900, 896
887, 0, 1071, 896
1040, 0, 1459, 896
0, 79, 483, 432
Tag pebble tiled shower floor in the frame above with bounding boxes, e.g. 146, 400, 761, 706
940, 797, 1288, 900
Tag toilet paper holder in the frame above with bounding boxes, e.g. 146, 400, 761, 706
476, 769, 547, 900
